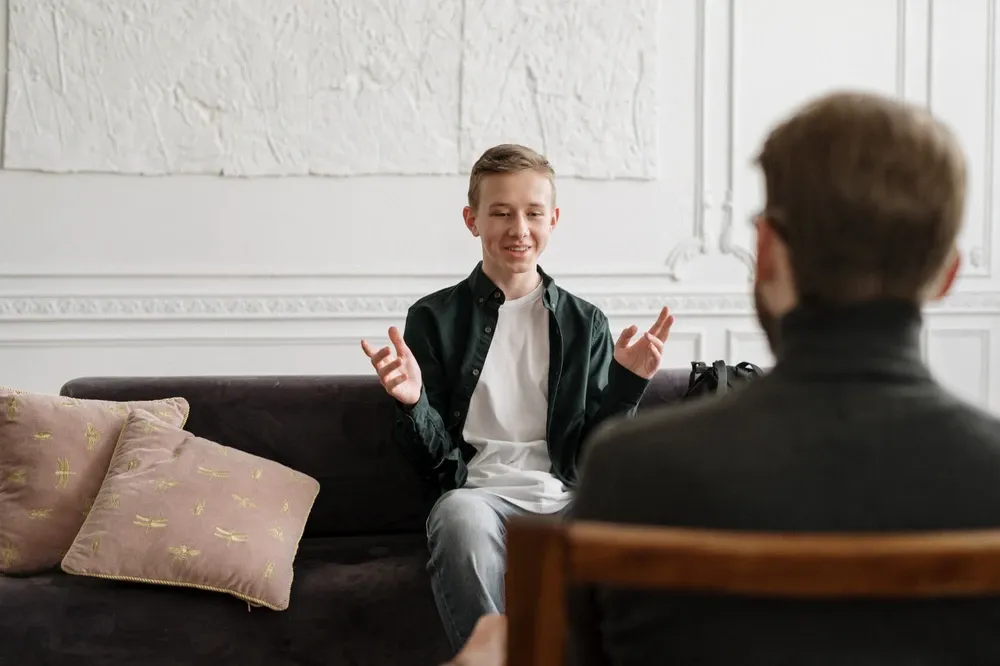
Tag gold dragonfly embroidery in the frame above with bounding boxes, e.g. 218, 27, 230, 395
155, 410, 174, 418
133, 515, 168, 531
81, 498, 94, 517
192, 500, 206, 516
268, 527, 284, 541
5, 396, 20, 419
125, 457, 139, 472
90, 538, 101, 556
213, 527, 248, 546
153, 479, 179, 492
198, 467, 229, 479
59, 398, 80, 407
168, 545, 201, 562
104, 493, 121, 509
232, 494, 256, 509
251, 468, 262, 481
107, 403, 129, 418
1, 543, 19, 568
28, 508, 53, 520
263, 560, 275, 580
84, 423, 100, 451
7, 468, 27, 484
55, 458, 75, 489
172, 447, 183, 459
33, 431, 53, 442
139, 420, 162, 435
281, 500, 290, 513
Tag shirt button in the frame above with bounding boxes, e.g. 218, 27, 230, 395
478, 297, 484, 303
453, 410, 461, 417
494, 291, 501, 299
485, 326, 492, 333
472, 369, 480, 376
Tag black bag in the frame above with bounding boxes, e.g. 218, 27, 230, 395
683, 360, 764, 400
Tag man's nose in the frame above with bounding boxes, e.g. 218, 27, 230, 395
509, 214, 529, 236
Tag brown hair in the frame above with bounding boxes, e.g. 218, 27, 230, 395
756, 91, 967, 303
468, 144, 556, 210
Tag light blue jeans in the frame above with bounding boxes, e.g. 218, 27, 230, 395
426, 488, 564, 652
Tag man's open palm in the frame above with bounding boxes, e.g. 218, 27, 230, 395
614, 306, 674, 379
361, 326, 423, 406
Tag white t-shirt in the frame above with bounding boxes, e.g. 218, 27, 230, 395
461, 280, 573, 514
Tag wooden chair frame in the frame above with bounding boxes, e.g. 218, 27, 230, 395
505, 517, 1000, 665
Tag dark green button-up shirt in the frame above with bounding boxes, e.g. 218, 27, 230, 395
393, 262, 651, 492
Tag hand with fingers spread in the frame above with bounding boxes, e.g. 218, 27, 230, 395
613, 306, 675, 379
361, 326, 423, 406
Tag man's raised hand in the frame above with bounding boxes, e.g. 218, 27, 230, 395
360, 326, 423, 406
613, 306, 675, 380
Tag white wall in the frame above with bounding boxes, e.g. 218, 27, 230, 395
1, 0, 999, 414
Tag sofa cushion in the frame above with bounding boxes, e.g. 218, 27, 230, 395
0, 389, 189, 575
2, 534, 451, 666
62, 409, 319, 611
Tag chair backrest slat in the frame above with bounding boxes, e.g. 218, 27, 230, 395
505, 517, 1000, 666
568, 521, 1000, 596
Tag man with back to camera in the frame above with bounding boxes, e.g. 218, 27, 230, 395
562, 90, 1000, 664
359, 143, 674, 654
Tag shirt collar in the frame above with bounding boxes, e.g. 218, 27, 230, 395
466, 261, 560, 309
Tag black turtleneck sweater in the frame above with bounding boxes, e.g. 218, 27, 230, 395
569, 300, 1000, 666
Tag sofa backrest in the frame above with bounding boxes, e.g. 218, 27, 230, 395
60, 369, 691, 538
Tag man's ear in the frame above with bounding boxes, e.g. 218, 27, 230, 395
462, 206, 479, 237
755, 217, 778, 282
550, 206, 560, 231
931, 247, 962, 300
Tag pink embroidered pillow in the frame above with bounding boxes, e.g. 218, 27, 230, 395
62, 409, 320, 610
0, 389, 189, 575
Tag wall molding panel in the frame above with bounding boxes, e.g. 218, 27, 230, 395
924, 324, 994, 408
927, 0, 998, 278
663, 0, 756, 282
2, 290, 999, 322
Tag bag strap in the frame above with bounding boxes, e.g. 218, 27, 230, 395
734, 361, 763, 378
689, 361, 708, 389
712, 360, 729, 396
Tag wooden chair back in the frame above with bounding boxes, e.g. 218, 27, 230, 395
505, 517, 1000, 665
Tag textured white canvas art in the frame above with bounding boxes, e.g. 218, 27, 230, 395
3, 0, 659, 178
460, 0, 659, 178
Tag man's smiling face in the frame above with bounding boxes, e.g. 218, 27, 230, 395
464, 169, 559, 279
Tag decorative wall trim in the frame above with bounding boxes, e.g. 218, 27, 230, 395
725, 329, 766, 361
924, 326, 993, 405
663, 0, 709, 280
1, 291, 998, 321
0, 335, 367, 347
663, 0, 756, 280
715, 0, 756, 276
666, 330, 706, 361
983, 0, 998, 277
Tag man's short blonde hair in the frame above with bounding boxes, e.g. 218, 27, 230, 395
757, 91, 967, 303
467, 144, 556, 210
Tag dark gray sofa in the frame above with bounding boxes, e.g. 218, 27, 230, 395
0, 370, 691, 665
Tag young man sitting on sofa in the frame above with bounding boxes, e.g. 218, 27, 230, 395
360, 143, 674, 654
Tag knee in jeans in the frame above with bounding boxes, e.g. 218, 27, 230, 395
427, 490, 501, 550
